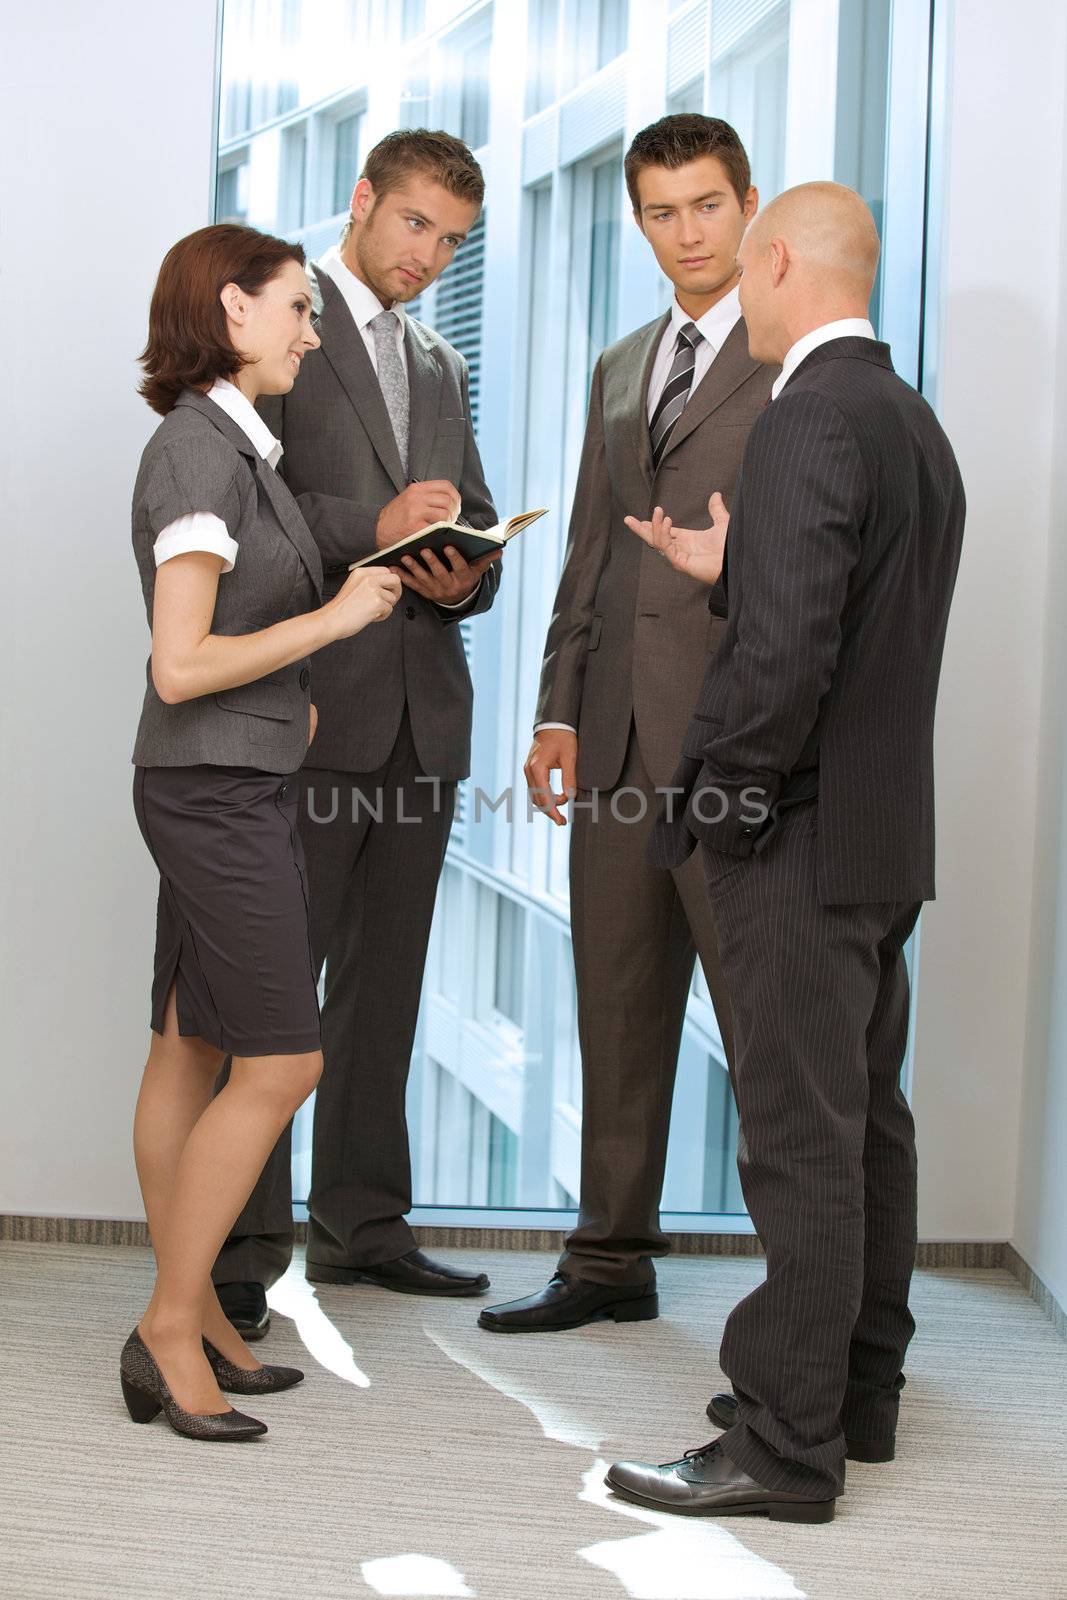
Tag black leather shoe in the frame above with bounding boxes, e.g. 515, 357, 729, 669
216, 1282, 270, 1342
478, 1272, 658, 1333
706, 1391, 895, 1463
305, 1248, 490, 1297
606, 1440, 835, 1522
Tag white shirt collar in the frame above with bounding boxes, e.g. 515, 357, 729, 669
772, 318, 876, 399
207, 379, 283, 469
317, 243, 407, 336
670, 283, 742, 355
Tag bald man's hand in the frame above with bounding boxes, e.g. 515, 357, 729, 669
624, 493, 730, 584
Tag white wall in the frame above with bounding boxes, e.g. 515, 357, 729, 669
1012, 25, 1067, 1311
909, 0, 1067, 1268
1, 0, 1066, 1298
0, 0, 219, 1219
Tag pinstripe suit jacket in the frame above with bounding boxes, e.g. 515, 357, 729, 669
259, 264, 499, 780
650, 337, 965, 905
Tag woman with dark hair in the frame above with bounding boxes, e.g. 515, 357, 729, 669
122, 224, 401, 1443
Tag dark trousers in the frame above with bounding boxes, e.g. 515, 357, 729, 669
706, 802, 920, 1499
212, 711, 454, 1287
558, 723, 735, 1287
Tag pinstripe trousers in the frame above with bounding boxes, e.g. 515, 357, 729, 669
705, 801, 921, 1499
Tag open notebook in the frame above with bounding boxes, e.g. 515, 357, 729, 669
349, 508, 548, 570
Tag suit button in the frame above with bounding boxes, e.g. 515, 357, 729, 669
278, 783, 289, 801
299, 667, 311, 690
405, 605, 417, 620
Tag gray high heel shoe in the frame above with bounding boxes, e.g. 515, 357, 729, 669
202, 1337, 304, 1395
120, 1329, 267, 1441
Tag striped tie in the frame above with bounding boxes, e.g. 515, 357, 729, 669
649, 321, 703, 470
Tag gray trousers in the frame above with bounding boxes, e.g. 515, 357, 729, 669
212, 711, 454, 1287
706, 802, 921, 1499
557, 722, 735, 1287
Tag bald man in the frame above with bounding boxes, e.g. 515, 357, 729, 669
606, 184, 965, 1522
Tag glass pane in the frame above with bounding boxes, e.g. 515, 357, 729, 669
597, 0, 629, 68
585, 157, 621, 394
526, 0, 559, 115
332, 112, 363, 216
460, 34, 492, 150
216, 0, 930, 1223
402, 0, 426, 41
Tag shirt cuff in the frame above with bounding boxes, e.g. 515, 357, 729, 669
534, 723, 577, 734
153, 512, 238, 573
437, 575, 483, 612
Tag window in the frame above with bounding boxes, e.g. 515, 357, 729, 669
216, 153, 249, 223
526, 0, 559, 115
460, 32, 492, 150
582, 154, 622, 394
565, 0, 629, 90
279, 122, 307, 231
401, 0, 426, 40
493, 896, 526, 1026
332, 110, 364, 216
217, 0, 933, 1225
431, 211, 486, 431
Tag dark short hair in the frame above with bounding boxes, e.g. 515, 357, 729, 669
340, 128, 484, 243
624, 114, 752, 212
138, 224, 306, 416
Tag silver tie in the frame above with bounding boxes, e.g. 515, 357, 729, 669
369, 308, 410, 477
649, 321, 704, 469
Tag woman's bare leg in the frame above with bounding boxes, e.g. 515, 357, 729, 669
132, 988, 271, 1374
133, 987, 321, 1412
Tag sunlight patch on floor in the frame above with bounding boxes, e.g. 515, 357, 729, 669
267, 1264, 371, 1387
422, 1325, 603, 1448
361, 1554, 474, 1596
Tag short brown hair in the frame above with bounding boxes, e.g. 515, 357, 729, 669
624, 114, 752, 212
138, 224, 306, 416
340, 128, 484, 244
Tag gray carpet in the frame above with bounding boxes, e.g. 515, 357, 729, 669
2, 1243, 1064, 1599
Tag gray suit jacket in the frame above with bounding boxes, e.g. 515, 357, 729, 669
536, 313, 775, 791
131, 391, 323, 775
651, 338, 966, 905
261, 263, 499, 779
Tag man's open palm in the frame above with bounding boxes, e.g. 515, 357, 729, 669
624, 492, 730, 584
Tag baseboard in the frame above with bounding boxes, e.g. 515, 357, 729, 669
2, 1213, 1063, 1339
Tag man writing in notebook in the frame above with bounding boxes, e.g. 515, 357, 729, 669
480, 116, 775, 1334
213, 130, 500, 1335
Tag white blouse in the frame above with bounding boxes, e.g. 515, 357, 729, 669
152, 380, 283, 573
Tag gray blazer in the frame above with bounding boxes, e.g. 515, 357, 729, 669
536, 313, 776, 792
650, 338, 966, 904
259, 263, 499, 780
131, 391, 323, 775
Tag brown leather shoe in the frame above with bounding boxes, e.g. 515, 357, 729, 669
606, 1440, 835, 1522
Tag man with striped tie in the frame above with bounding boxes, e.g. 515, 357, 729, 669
479, 116, 776, 1335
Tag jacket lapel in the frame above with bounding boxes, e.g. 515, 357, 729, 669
404, 320, 444, 482
656, 318, 762, 465
313, 266, 406, 494
173, 391, 323, 601
253, 455, 323, 600
632, 312, 671, 486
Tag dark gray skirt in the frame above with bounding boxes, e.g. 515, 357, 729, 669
133, 765, 321, 1057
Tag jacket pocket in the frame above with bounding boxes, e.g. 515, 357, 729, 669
588, 615, 603, 650
214, 682, 296, 722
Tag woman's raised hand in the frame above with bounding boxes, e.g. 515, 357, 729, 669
325, 568, 403, 640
